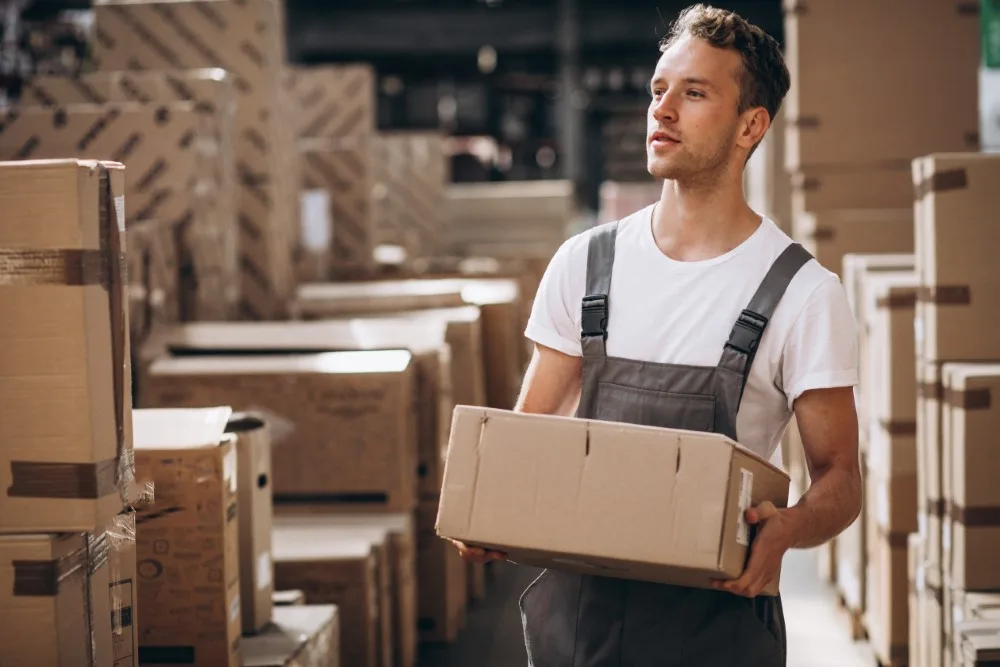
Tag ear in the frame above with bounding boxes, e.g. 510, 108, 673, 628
738, 107, 771, 150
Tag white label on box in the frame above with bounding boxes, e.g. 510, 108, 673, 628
110, 579, 135, 667
943, 520, 952, 553
919, 512, 928, 539
876, 483, 890, 531
299, 189, 332, 252
230, 594, 241, 624
114, 195, 126, 233
257, 551, 272, 590
223, 449, 237, 494
914, 315, 924, 346
916, 565, 926, 593
737, 468, 753, 546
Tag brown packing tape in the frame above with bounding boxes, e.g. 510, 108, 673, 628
956, 1, 980, 16
929, 581, 945, 606
876, 291, 917, 309
916, 285, 971, 305
918, 380, 944, 401
879, 419, 917, 437
930, 498, 946, 518
3, 165, 133, 504
12, 531, 109, 594
782, 1, 807, 15
947, 501, 1000, 527
812, 227, 836, 241
789, 116, 821, 130
944, 387, 992, 411
915, 168, 969, 199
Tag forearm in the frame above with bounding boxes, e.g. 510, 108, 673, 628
783, 464, 863, 550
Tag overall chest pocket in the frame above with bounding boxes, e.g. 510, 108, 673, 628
593, 382, 717, 432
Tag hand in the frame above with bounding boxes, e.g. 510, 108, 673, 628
712, 501, 794, 598
447, 539, 508, 564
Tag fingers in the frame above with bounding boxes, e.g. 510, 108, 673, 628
447, 539, 507, 564
745, 501, 779, 525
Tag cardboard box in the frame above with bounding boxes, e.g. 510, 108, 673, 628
924, 565, 947, 667
0, 159, 134, 534
132, 407, 242, 667
744, 107, 792, 233
956, 620, 1000, 666
225, 412, 274, 635
913, 153, 1000, 362
299, 136, 375, 277
272, 530, 379, 667
293, 279, 466, 318
272, 589, 305, 606
273, 512, 417, 667
142, 350, 418, 511
952, 593, 1000, 667
145, 320, 451, 499
908, 533, 924, 667
865, 529, 910, 667
24, 69, 241, 320
791, 164, 914, 215
373, 132, 449, 262
286, 64, 376, 139
418, 499, 467, 643
942, 363, 1000, 592
242, 604, 340, 667
126, 219, 182, 353
783, 0, 979, 169
793, 208, 914, 278
918, 359, 946, 573
835, 456, 866, 615
437, 406, 792, 594
92, 0, 299, 320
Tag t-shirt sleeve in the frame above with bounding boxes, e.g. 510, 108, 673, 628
780, 275, 860, 409
524, 235, 585, 357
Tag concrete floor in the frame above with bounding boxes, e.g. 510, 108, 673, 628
418, 548, 877, 667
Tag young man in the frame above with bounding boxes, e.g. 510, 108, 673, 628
454, 4, 863, 665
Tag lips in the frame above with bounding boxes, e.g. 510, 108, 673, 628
649, 130, 680, 145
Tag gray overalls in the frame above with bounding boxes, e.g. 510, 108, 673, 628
519, 220, 814, 667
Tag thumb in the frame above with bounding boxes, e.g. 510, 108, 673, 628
746, 500, 779, 524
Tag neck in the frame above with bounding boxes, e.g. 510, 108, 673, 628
652, 169, 761, 262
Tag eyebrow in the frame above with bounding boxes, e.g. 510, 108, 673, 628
650, 75, 717, 91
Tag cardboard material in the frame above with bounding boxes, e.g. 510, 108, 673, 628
957, 620, 1000, 665
790, 164, 915, 215
132, 407, 242, 667
784, 0, 979, 168
0, 159, 134, 534
286, 64, 376, 139
145, 320, 451, 499
272, 528, 379, 667
918, 359, 946, 573
924, 565, 946, 667
141, 350, 418, 511
913, 153, 1000, 362
225, 413, 274, 635
437, 406, 792, 594
908, 533, 924, 667
744, 107, 792, 233
866, 530, 910, 667
941, 363, 1000, 592
126, 219, 182, 351
272, 589, 306, 607
273, 512, 417, 667
93, 0, 299, 320
293, 279, 466, 318
241, 604, 340, 667
418, 499, 467, 643
793, 208, 914, 278
299, 136, 375, 277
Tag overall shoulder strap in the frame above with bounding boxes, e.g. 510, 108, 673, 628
581, 220, 619, 352
724, 242, 814, 397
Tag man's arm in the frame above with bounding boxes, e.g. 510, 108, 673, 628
717, 385, 862, 597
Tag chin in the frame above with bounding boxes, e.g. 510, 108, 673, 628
647, 158, 682, 181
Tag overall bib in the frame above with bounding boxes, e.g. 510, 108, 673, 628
519, 221, 814, 667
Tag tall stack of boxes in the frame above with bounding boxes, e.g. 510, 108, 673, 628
0, 159, 139, 666
776, 2, 982, 658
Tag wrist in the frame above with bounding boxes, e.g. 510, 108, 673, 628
778, 505, 808, 550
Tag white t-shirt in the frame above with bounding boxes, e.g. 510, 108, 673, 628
525, 204, 859, 463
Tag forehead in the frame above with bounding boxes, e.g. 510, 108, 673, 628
653, 34, 742, 90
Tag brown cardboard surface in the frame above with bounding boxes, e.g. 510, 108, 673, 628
132, 407, 242, 667
273, 512, 417, 667
293, 279, 466, 318
918, 359, 945, 571
242, 604, 340, 667
792, 208, 914, 278
141, 350, 418, 511
109, 511, 139, 667
126, 219, 182, 355
942, 363, 1000, 592
790, 163, 915, 214
865, 530, 910, 667
373, 132, 449, 262
783, 0, 979, 168
92, 0, 299, 320
272, 528, 379, 667
24, 70, 241, 320
225, 413, 274, 635
0, 159, 134, 534
908, 533, 923, 667
438, 406, 791, 594
418, 499, 467, 643
286, 64, 376, 139
272, 589, 306, 606
146, 319, 451, 500
924, 565, 946, 667
299, 135, 375, 276
913, 153, 1000, 362
0, 530, 116, 667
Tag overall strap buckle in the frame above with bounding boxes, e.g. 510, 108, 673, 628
725, 309, 768, 356
581, 294, 609, 340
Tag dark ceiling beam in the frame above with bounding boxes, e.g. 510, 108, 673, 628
286, 3, 784, 62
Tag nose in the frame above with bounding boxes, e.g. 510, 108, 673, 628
650, 90, 678, 124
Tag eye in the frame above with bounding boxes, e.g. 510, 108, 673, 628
687, 89, 705, 99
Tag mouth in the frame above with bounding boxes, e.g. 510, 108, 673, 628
649, 131, 680, 147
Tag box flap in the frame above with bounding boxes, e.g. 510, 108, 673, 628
133, 407, 232, 450
148, 350, 413, 376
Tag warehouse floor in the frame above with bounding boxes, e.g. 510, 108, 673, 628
418, 548, 877, 667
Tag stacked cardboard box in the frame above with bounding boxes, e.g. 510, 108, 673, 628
0, 159, 139, 665
911, 153, 1000, 667
92, 0, 300, 320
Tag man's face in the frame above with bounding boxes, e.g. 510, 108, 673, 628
646, 34, 745, 182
